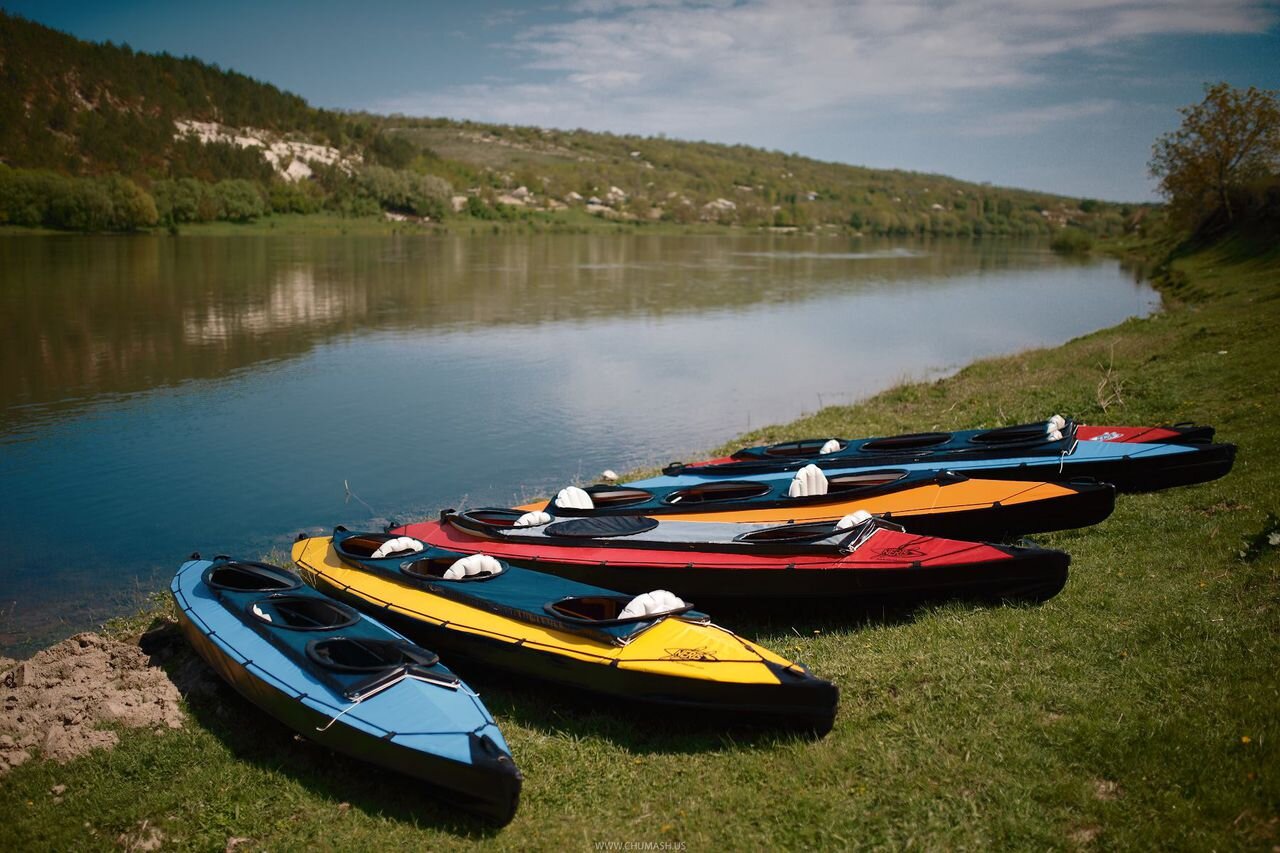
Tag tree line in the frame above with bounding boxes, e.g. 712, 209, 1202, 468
0, 9, 1153, 236
0, 164, 456, 231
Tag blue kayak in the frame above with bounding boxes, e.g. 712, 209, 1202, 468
653, 433, 1234, 493
171, 557, 522, 825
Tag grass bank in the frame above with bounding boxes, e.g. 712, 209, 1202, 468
1, 234, 1276, 850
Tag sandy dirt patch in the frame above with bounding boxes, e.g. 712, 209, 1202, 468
0, 631, 184, 772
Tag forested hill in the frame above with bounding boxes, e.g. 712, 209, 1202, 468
0, 11, 1138, 235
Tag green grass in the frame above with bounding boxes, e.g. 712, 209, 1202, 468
1, 235, 1276, 851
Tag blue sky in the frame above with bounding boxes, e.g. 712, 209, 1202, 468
7, 0, 1279, 201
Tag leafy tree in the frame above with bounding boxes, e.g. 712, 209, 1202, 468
368, 132, 416, 169
213, 179, 267, 222
99, 174, 158, 229
1150, 82, 1280, 227
267, 179, 323, 214
152, 178, 209, 223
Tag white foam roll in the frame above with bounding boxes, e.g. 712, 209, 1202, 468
618, 589, 687, 620
514, 510, 552, 528
836, 509, 873, 530
554, 486, 595, 509
443, 553, 502, 580
601, 470, 619, 483
1048, 429, 1064, 442
370, 536, 424, 559
819, 438, 841, 455
787, 463, 829, 498
1048, 414, 1067, 432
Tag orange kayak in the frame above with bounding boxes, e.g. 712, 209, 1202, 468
513, 470, 1115, 540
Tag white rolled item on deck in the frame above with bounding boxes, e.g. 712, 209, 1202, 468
555, 486, 595, 509
443, 553, 502, 580
618, 589, 687, 620
371, 536, 424, 559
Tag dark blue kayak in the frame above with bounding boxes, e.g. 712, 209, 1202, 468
655, 427, 1235, 493
171, 556, 522, 825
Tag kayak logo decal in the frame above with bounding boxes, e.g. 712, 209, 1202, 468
663, 647, 719, 662
871, 545, 926, 559
1089, 431, 1123, 441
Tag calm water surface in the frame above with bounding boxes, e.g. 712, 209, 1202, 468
0, 233, 1157, 650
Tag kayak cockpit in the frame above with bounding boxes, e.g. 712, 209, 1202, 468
546, 593, 694, 625
754, 437, 848, 458
248, 596, 360, 631
664, 481, 772, 505
579, 486, 653, 508
403, 554, 505, 582
859, 431, 952, 452
203, 560, 303, 593
306, 637, 458, 699
972, 418, 1076, 444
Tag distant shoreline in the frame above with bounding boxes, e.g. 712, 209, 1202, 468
0, 211, 855, 239
0, 213, 1085, 242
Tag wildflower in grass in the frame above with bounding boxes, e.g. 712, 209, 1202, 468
1241, 735, 1252, 744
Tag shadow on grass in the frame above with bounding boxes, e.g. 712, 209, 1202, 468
698, 586, 1057, 638
137, 585, 1055, 824
139, 619, 504, 839
442, 666, 819, 755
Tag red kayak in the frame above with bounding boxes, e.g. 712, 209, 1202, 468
393, 510, 1070, 605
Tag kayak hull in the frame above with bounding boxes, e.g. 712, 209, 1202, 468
516, 476, 1116, 539
955, 441, 1237, 493
172, 559, 521, 825
397, 514, 1070, 606
655, 440, 1236, 493
292, 535, 840, 735
873, 481, 1114, 540
489, 546, 1069, 604
668, 418, 1234, 491
310, 600, 838, 732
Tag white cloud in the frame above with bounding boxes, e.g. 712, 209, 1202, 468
373, 0, 1277, 140
957, 99, 1121, 137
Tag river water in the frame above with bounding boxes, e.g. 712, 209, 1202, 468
0, 232, 1158, 650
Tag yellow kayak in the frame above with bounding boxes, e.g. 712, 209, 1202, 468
292, 530, 839, 734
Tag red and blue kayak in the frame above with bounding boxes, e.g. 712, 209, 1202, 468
393, 509, 1071, 605
658, 417, 1233, 492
